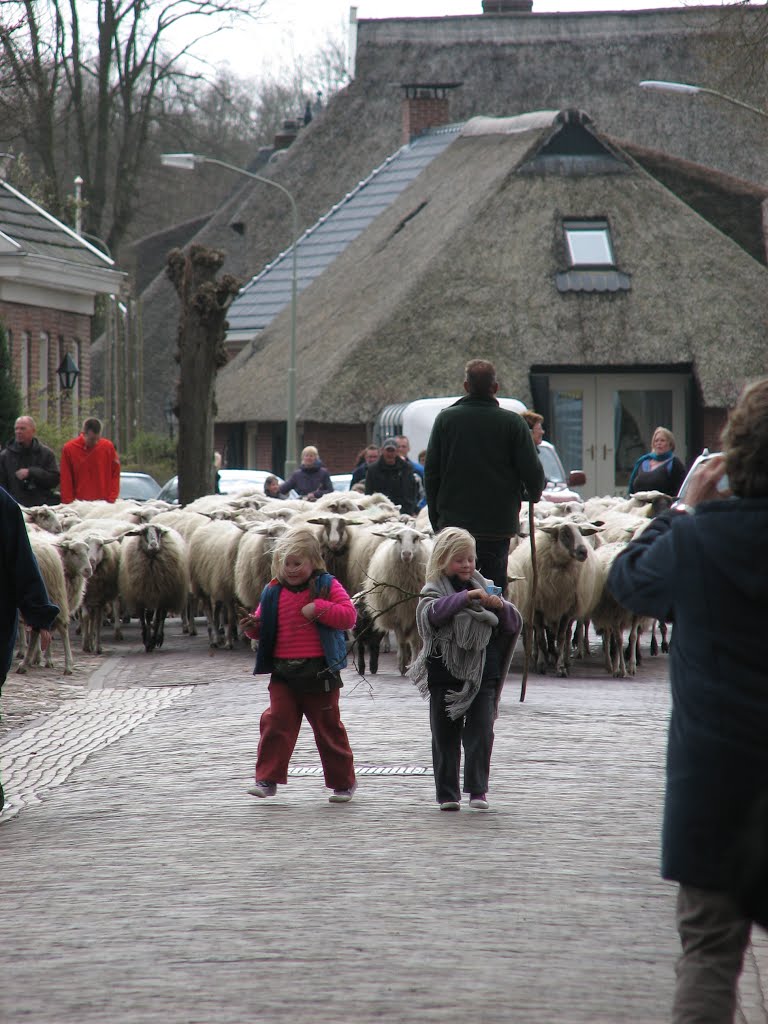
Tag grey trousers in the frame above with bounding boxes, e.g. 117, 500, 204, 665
673, 884, 752, 1024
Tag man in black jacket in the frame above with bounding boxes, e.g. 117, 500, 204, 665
0, 416, 60, 507
364, 437, 420, 515
425, 359, 544, 590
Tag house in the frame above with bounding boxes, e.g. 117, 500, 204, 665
0, 180, 125, 430
124, 3, 768, 438
214, 108, 768, 497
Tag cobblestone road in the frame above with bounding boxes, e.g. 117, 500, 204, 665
1, 621, 767, 1023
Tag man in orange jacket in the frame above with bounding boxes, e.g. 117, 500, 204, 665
60, 417, 120, 503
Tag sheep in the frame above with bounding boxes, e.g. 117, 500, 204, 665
76, 530, 123, 654
118, 523, 190, 653
23, 505, 63, 534
508, 520, 601, 677
350, 593, 385, 676
188, 518, 249, 648
313, 492, 362, 514
150, 509, 211, 635
588, 542, 638, 677
362, 526, 433, 676
17, 534, 74, 675
233, 519, 290, 612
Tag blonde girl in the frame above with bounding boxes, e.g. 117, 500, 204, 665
240, 528, 357, 803
410, 527, 522, 811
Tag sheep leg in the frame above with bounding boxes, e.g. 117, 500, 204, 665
113, 597, 124, 642
154, 609, 166, 650
60, 621, 74, 675
555, 615, 571, 678
369, 634, 381, 675
660, 621, 670, 654
534, 613, 548, 674
203, 596, 219, 648
650, 622, 659, 657
16, 627, 37, 674
613, 627, 627, 678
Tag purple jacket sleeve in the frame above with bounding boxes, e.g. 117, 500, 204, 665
497, 600, 522, 636
427, 590, 470, 627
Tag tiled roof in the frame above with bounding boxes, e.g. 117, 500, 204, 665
0, 181, 114, 269
225, 126, 461, 339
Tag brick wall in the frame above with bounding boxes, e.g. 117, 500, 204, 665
401, 96, 450, 145
0, 301, 91, 419
301, 422, 368, 474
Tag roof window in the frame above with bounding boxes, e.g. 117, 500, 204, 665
563, 219, 614, 267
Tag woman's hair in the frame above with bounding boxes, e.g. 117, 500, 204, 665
270, 527, 326, 579
426, 527, 476, 580
652, 427, 675, 451
522, 410, 544, 430
722, 377, 768, 498
301, 445, 319, 460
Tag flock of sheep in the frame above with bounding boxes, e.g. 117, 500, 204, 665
17, 483, 673, 681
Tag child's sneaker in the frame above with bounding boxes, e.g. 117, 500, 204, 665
329, 784, 357, 803
469, 793, 489, 809
247, 781, 277, 798
440, 800, 461, 811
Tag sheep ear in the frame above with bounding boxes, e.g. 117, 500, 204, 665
305, 517, 328, 525
578, 523, 604, 536
537, 523, 561, 535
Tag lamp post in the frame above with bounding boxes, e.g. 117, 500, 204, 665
160, 152, 299, 476
57, 352, 80, 393
639, 80, 768, 121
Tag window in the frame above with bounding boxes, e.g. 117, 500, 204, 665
563, 219, 615, 268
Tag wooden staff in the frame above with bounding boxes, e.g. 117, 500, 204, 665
519, 500, 538, 702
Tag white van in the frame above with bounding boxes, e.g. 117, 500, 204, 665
374, 396, 527, 460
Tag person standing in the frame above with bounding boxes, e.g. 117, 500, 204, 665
0, 485, 59, 810
627, 426, 686, 497
60, 418, 120, 503
278, 445, 333, 502
521, 410, 545, 448
0, 416, 60, 506
424, 359, 545, 590
364, 436, 420, 516
607, 377, 768, 1024
350, 445, 379, 486
410, 527, 522, 812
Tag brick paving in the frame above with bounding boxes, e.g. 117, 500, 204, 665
1, 621, 767, 1023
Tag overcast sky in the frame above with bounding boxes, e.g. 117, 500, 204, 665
187, 1, 721, 80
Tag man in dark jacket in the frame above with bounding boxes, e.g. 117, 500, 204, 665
0, 485, 59, 809
364, 437, 420, 516
424, 359, 545, 589
607, 376, 768, 1023
0, 416, 60, 507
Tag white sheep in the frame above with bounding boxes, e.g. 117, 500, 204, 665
188, 519, 249, 648
233, 520, 290, 611
362, 526, 433, 676
23, 505, 63, 534
74, 530, 124, 654
118, 523, 189, 653
18, 534, 74, 675
508, 520, 601, 677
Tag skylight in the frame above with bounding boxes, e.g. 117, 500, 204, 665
563, 219, 615, 267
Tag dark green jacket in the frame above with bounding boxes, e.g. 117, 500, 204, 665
424, 396, 545, 538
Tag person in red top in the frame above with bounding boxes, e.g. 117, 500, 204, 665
59, 417, 120, 503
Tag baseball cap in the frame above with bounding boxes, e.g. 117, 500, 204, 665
382, 437, 398, 450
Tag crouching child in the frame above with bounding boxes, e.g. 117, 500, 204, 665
409, 527, 522, 811
240, 528, 357, 803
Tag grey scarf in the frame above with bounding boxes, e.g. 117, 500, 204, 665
409, 570, 498, 720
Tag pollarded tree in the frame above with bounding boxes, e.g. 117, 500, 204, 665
166, 244, 240, 505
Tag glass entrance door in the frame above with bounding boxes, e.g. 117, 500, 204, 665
547, 373, 688, 498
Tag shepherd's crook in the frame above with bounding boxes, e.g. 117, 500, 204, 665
519, 501, 537, 702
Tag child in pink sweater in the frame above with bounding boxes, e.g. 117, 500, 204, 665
240, 528, 358, 803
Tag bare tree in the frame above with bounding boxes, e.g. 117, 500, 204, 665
706, 1, 768, 104
0, 0, 265, 254
166, 244, 240, 505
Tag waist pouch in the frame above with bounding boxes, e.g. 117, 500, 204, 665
272, 656, 342, 693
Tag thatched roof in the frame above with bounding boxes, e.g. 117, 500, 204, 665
215, 110, 768, 423
131, 5, 768, 430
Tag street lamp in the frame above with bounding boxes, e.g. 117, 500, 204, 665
160, 152, 299, 476
639, 80, 768, 121
56, 352, 80, 393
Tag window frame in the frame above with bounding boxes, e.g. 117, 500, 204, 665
563, 218, 616, 269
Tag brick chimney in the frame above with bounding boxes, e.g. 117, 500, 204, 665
482, 1, 533, 11
401, 83, 461, 145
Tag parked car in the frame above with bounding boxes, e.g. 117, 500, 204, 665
537, 440, 586, 503
119, 472, 161, 502
157, 469, 283, 505
673, 449, 727, 512
331, 473, 353, 492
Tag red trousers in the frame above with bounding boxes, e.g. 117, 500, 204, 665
255, 679, 356, 790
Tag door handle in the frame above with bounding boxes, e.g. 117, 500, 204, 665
602, 445, 614, 460
587, 444, 595, 460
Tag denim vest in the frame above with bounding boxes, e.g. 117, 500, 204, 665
253, 572, 349, 676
